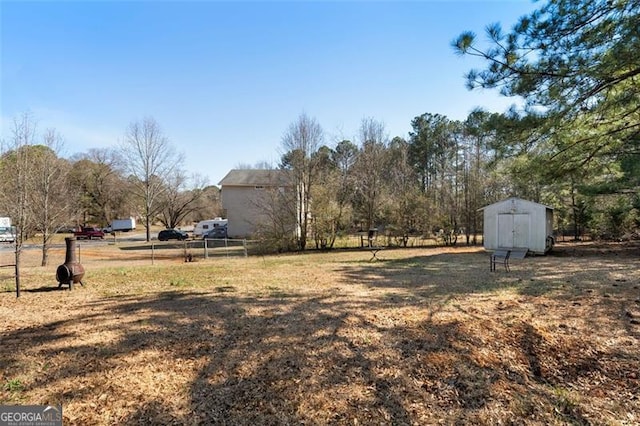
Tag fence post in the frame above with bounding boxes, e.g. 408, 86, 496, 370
14, 246, 20, 298
204, 239, 208, 259
151, 243, 155, 265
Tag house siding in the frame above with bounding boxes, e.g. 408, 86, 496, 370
221, 186, 272, 238
219, 169, 294, 238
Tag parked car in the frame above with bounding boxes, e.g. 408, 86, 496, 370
193, 218, 228, 238
202, 226, 227, 239
57, 226, 76, 234
157, 229, 189, 241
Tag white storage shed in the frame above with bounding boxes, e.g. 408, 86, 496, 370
481, 197, 554, 254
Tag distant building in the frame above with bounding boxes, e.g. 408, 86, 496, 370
480, 197, 554, 254
218, 169, 295, 238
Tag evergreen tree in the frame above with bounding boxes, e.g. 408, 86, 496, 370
453, 0, 639, 188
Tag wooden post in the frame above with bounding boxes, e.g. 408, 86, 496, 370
14, 246, 20, 298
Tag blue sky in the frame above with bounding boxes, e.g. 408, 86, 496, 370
1, 0, 536, 186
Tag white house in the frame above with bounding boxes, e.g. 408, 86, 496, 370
218, 169, 293, 238
480, 197, 554, 254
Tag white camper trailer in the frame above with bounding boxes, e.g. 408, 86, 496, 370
0, 217, 15, 243
193, 218, 228, 237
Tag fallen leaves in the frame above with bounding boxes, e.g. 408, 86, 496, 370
1, 241, 639, 425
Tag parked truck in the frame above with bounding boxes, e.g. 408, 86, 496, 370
104, 217, 136, 233
74, 226, 105, 240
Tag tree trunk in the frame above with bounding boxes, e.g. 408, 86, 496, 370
41, 232, 50, 266
146, 214, 151, 242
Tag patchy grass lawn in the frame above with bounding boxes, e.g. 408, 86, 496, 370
1, 242, 639, 425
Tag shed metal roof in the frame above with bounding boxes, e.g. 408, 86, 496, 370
477, 197, 554, 211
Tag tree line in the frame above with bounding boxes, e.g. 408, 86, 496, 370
1, 114, 222, 277
3, 0, 638, 266
279, 0, 639, 250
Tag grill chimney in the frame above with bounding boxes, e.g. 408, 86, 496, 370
56, 237, 85, 290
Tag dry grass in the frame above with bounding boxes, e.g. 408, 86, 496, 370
1, 241, 639, 425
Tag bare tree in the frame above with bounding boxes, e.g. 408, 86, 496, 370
186, 185, 223, 223
120, 117, 183, 241
280, 113, 324, 250
352, 118, 389, 231
249, 174, 297, 253
306, 146, 340, 249
158, 171, 209, 228
332, 140, 358, 232
69, 148, 131, 226
0, 113, 38, 297
30, 129, 77, 266
384, 136, 422, 246
235, 160, 275, 170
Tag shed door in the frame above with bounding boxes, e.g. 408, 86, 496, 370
513, 214, 530, 248
497, 213, 530, 248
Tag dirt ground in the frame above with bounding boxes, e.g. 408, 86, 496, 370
1, 241, 639, 425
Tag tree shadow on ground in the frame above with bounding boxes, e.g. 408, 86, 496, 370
1, 247, 638, 424
23, 286, 71, 293
339, 248, 639, 301
337, 251, 531, 298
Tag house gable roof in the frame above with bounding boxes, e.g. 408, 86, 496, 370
218, 169, 291, 187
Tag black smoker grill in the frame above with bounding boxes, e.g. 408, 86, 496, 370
56, 237, 85, 289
